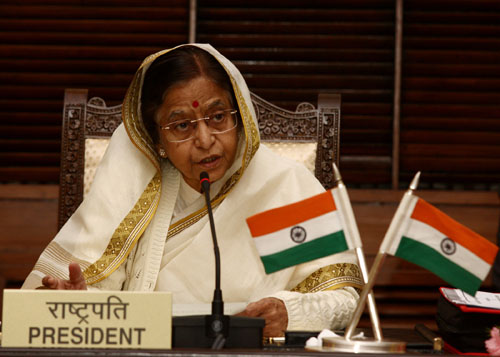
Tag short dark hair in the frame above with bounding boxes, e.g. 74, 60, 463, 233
141, 46, 235, 144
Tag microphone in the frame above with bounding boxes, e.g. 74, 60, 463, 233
200, 173, 223, 315
171, 172, 264, 349
200, 172, 227, 346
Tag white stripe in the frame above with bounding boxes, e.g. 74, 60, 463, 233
253, 210, 343, 256
404, 219, 491, 280
381, 195, 418, 254
332, 187, 362, 249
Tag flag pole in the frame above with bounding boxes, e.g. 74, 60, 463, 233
344, 252, 386, 340
332, 164, 383, 341
344, 172, 421, 341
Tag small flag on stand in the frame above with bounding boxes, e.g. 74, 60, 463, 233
380, 195, 499, 296
246, 188, 361, 274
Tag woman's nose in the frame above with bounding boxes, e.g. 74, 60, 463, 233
193, 120, 214, 148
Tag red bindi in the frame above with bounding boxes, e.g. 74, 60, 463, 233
192, 100, 199, 108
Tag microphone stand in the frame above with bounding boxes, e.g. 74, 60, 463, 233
200, 172, 229, 348
171, 172, 264, 349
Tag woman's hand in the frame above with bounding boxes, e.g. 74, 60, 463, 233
236, 297, 288, 337
41, 262, 87, 290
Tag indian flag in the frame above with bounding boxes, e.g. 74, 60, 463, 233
381, 196, 499, 296
246, 188, 361, 274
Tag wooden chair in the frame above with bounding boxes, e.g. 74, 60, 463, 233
58, 89, 341, 229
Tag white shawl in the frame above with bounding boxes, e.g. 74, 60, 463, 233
23, 44, 363, 331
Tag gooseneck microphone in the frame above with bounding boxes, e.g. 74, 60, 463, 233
200, 171, 227, 348
200, 172, 222, 313
170, 173, 264, 349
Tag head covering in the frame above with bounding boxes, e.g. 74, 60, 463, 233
22, 44, 262, 288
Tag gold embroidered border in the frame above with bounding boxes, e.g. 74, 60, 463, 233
83, 173, 161, 284
122, 47, 180, 173
122, 67, 161, 171
231, 77, 260, 171
291, 263, 364, 293
81, 49, 170, 285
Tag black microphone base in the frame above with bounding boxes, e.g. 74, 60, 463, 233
173, 315, 265, 348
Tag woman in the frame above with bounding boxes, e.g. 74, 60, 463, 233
23, 44, 363, 337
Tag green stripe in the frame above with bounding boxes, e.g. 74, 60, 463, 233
260, 231, 348, 274
396, 237, 481, 296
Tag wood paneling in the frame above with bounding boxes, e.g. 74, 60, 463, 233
197, 0, 396, 186
0, 0, 189, 183
1, 1, 500, 188
401, 0, 500, 188
0, 185, 58, 282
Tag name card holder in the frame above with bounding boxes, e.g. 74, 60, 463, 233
1, 289, 172, 349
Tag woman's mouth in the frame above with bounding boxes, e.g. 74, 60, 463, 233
198, 155, 221, 168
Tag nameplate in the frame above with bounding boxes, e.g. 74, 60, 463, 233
1, 289, 172, 349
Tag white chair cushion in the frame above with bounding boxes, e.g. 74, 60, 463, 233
262, 142, 316, 174
84, 139, 317, 198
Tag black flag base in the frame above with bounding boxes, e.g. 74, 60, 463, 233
307, 335, 406, 354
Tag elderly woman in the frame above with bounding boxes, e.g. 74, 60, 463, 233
22, 44, 363, 337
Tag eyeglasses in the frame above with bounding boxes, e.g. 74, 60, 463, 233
159, 109, 238, 143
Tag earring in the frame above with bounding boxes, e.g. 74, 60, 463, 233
159, 148, 166, 157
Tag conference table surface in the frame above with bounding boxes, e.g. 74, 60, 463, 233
0, 347, 455, 357
0, 327, 462, 357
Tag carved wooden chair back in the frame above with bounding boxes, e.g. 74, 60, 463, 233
59, 89, 340, 229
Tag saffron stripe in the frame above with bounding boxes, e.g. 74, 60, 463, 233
260, 231, 348, 274
396, 236, 482, 296
253, 210, 342, 256
405, 219, 491, 279
247, 190, 336, 237
411, 199, 498, 264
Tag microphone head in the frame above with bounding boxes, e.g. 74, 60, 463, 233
200, 171, 210, 183
200, 171, 210, 193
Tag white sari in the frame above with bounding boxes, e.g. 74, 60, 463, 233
23, 44, 363, 331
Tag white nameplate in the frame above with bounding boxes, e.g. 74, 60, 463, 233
1, 289, 172, 349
